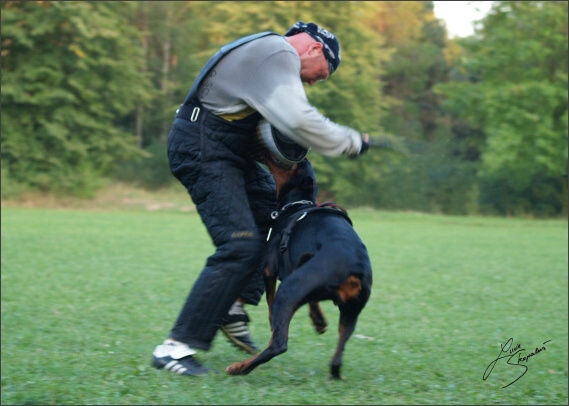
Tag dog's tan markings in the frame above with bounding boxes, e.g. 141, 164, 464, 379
263, 155, 298, 198
337, 275, 362, 303
226, 359, 251, 375
264, 268, 277, 330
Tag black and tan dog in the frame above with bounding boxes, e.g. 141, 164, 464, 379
226, 156, 373, 379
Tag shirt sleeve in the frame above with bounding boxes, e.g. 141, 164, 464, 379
240, 48, 363, 157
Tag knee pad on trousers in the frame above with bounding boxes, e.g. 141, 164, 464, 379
206, 235, 265, 271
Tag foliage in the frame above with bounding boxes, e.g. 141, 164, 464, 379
1, 1, 566, 216
0, 161, 31, 199
377, 1, 449, 141
113, 140, 177, 189
1, 207, 567, 404
124, 2, 206, 145
319, 0, 481, 214
1, 1, 154, 196
435, 1, 568, 216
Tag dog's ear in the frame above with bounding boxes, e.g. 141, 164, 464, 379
277, 158, 318, 203
297, 159, 318, 198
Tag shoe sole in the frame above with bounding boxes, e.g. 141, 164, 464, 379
220, 326, 260, 355
152, 356, 211, 376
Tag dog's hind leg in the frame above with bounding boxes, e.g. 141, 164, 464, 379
331, 299, 370, 380
330, 275, 368, 379
309, 302, 328, 334
330, 312, 358, 379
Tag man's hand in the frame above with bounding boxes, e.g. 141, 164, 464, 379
347, 133, 370, 159
360, 133, 370, 155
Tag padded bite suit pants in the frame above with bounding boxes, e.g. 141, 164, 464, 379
166, 102, 276, 350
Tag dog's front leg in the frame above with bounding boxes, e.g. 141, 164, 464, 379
226, 291, 296, 376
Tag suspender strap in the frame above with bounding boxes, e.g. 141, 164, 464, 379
180, 31, 278, 106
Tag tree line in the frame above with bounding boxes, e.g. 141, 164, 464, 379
1, 1, 567, 216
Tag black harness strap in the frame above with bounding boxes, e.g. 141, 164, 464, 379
274, 203, 352, 278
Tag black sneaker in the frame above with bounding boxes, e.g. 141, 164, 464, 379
221, 303, 260, 355
151, 339, 211, 376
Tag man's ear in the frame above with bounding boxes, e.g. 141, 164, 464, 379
310, 41, 323, 55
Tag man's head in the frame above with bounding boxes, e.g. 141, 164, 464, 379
285, 21, 341, 85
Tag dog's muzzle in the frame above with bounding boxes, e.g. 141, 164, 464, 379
256, 119, 309, 169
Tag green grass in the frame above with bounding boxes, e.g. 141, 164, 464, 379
1, 207, 567, 405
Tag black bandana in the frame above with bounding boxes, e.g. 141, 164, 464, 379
285, 21, 341, 75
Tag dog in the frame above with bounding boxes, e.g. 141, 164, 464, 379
225, 154, 373, 379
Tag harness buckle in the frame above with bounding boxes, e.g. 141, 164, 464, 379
190, 107, 200, 122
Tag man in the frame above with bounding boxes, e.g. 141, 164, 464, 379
152, 21, 369, 376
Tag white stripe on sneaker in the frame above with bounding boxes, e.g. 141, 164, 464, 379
223, 322, 249, 336
172, 364, 188, 374
165, 360, 188, 375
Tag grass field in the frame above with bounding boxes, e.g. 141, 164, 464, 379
1, 204, 567, 405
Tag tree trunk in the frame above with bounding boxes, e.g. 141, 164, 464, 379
136, 2, 149, 148
160, 9, 172, 142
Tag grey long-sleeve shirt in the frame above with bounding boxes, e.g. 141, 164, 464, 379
197, 34, 362, 157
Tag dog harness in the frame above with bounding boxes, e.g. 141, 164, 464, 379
266, 201, 353, 279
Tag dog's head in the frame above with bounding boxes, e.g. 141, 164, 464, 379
263, 151, 318, 208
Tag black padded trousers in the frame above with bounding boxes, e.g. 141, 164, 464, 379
166, 105, 276, 351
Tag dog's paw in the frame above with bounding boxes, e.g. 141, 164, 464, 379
330, 364, 345, 380
311, 315, 328, 334
225, 362, 249, 376
225, 364, 240, 375
314, 324, 327, 334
